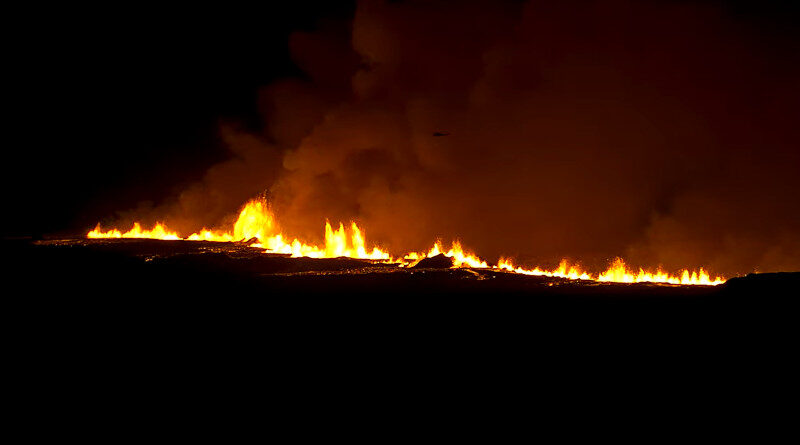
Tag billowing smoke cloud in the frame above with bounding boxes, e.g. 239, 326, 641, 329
130, 0, 800, 276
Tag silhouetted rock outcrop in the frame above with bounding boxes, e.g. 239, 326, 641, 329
412, 253, 454, 269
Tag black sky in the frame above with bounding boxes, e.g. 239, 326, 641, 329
3, 2, 356, 237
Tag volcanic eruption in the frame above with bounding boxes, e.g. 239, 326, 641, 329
8, 3, 800, 426
15, 0, 799, 294
87, 196, 726, 285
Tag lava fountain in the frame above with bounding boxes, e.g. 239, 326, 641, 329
87, 198, 725, 285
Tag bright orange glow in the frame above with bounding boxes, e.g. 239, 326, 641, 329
88, 222, 180, 240
496, 258, 592, 280
88, 199, 392, 260
596, 257, 725, 286
87, 198, 726, 285
402, 240, 488, 268
495, 257, 724, 285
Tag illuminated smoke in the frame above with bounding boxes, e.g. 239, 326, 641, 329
106, 0, 800, 277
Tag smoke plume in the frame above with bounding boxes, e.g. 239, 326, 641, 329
131, 0, 800, 276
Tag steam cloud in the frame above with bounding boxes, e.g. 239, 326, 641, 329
125, 0, 800, 276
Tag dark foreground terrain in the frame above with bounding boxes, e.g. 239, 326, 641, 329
3, 237, 798, 420
5, 238, 797, 329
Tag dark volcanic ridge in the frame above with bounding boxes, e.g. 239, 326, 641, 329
6, 237, 800, 359
8, 238, 797, 302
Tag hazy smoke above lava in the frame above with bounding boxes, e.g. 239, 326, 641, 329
132, 0, 799, 276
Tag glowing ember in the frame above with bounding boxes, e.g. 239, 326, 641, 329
88, 222, 180, 240
496, 257, 724, 285
496, 258, 593, 281
87, 198, 726, 285
403, 241, 488, 269
596, 258, 724, 286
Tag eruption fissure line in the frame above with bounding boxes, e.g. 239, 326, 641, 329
87, 198, 725, 285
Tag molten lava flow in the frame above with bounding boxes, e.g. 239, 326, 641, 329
495, 257, 724, 285
403, 241, 488, 268
596, 258, 725, 286
88, 199, 392, 260
496, 258, 593, 281
184, 199, 276, 242
88, 222, 180, 240
87, 198, 726, 285
248, 221, 392, 260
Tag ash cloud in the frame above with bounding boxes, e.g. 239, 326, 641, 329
152, 0, 800, 276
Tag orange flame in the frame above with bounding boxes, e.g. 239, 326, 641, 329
88, 222, 180, 240
87, 198, 726, 285
87, 199, 395, 263
402, 240, 488, 268
596, 257, 724, 286
495, 256, 724, 285
496, 258, 593, 280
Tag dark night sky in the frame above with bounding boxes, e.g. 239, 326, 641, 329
3, 1, 798, 276
3, 2, 356, 237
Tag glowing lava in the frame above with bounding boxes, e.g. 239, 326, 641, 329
496, 258, 593, 281
88, 222, 180, 240
87, 198, 726, 285
596, 257, 724, 286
